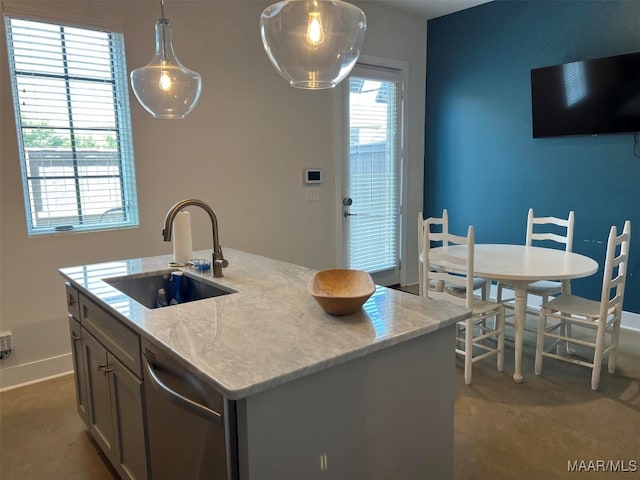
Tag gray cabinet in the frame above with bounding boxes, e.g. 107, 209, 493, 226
84, 329, 147, 480
83, 330, 116, 457
109, 349, 148, 480
67, 283, 89, 427
66, 285, 148, 480
65, 282, 455, 480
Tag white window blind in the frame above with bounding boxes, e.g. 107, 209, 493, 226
347, 74, 400, 273
4, 15, 139, 235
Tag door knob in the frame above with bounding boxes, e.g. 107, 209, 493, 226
343, 197, 353, 206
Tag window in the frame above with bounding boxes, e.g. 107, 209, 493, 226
4, 13, 138, 235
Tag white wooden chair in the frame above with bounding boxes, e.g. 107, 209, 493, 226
418, 210, 489, 300
423, 224, 505, 385
535, 220, 631, 390
496, 208, 575, 333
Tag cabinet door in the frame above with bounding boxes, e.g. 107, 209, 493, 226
65, 283, 81, 323
109, 353, 148, 480
68, 317, 89, 426
83, 329, 116, 462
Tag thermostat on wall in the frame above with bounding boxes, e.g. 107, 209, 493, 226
303, 168, 323, 184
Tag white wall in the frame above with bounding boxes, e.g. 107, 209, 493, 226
0, 1, 426, 389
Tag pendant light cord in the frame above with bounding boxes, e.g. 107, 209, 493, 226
159, 0, 167, 60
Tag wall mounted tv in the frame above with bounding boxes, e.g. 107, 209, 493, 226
531, 52, 640, 138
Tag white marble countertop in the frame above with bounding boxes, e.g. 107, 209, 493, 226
60, 248, 470, 400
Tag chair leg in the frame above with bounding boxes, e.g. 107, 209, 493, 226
497, 309, 505, 373
496, 282, 503, 303
556, 316, 566, 355
562, 298, 575, 355
479, 283, 491, 329
464, 318, 473, 385
591, 366, 602, 391
565, 323, 573, 350
608, 311, 622, 374
534, 308, 546, 375
482, 280, 489, 301
591, 321, 607, 391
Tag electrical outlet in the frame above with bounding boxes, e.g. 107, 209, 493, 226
0, 331, 12, 351
0, 331, 13, 360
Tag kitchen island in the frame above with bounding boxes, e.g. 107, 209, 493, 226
60, 248, 470, 480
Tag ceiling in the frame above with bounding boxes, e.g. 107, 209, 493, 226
361, 0, 492, 19
170, 0, 491, 20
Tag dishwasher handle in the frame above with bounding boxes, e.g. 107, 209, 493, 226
144, 355, 223, 426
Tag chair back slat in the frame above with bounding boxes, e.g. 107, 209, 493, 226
606, 293, 624, 312
419, 209, 448, 246
439, 231, 467, 246
425, 224, 475, 309
526, 208, 575, 252
599, 220, 631, 321
535, 219, 630, 390
531, 215, 572, 227
531, 232, 570, 244
429, 251, 467, 268
419, 209, 449, 296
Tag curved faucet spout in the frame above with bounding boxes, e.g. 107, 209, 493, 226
162, 199, 228, 277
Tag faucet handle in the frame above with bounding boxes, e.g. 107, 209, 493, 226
211, 249, 229, 277
217, 258, 229, 268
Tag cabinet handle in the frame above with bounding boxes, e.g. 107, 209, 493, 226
68, 294, 77, 307
98, 364, 113, 375
71, 333, 81, 342
143, 355, 223, 426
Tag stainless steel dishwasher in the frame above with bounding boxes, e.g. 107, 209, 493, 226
142, 338, 238, 480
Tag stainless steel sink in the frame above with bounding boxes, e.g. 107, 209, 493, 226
105, 269, 235, 309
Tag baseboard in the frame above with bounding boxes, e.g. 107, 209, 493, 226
0, 353, 73, 392
621, 310, 640, 331
616, 326, 640, 380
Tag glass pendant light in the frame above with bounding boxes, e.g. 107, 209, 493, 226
130, 0, 202, 119
260, 0, 366, 89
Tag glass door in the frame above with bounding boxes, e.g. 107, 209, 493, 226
341, 65, 403, 286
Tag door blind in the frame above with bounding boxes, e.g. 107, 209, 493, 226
347, 76, 400, 273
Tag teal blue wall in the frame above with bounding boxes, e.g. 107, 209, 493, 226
425, 0, 639, 313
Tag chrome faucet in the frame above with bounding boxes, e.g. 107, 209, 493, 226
162, 199, 229, 277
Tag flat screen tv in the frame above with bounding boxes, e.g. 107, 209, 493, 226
531, 52, 640, 138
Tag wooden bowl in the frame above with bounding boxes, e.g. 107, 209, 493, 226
308, 269, 375, 316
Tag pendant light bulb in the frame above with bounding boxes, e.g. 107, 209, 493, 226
130, 1, 202, 119
307, 12, 324, 46
260, 0, 366, 90
159, 63, 173, 91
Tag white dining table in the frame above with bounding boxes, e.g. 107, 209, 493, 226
429, 244, 599, 383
